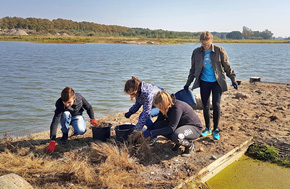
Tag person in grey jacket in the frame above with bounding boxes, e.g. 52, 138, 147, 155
184, 31, 238, 140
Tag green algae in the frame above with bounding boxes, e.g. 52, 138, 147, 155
206, 155, 290, 189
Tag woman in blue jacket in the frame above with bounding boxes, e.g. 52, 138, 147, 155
124, 76, 162, 131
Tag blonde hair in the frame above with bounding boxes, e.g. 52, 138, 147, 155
200, 31, 213, 43
153, 91, 174, 109
124, 76, 141, 94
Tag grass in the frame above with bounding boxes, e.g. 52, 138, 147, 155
0, 131, 190, 188
246, 143, 290, 167
1, 35, 290, 44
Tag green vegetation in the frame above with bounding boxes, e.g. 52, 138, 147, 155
246, 143, 290, 167
1, 17, 290, 44
1, 35, 289, 45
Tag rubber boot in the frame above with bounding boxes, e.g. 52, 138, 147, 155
181, 139, 194, 157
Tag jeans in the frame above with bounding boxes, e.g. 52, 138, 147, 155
60, 111, 87, 135
143, 107, 160, 130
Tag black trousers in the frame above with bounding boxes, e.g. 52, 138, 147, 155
200, 80, 222, 130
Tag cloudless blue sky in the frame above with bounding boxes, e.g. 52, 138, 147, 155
1, 0, 289, 37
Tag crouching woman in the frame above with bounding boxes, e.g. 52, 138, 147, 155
143, 91, 202, 157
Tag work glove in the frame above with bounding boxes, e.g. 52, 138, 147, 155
143, 130, 152, 138
90, 119, 99, 127
232, 81, 238, 90
45, 141, 56, 153
184, 85, 189, 90
124, 111, 132, 118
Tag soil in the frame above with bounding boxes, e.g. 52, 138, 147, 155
1, 81, 290, 188
95, 122, 112, 128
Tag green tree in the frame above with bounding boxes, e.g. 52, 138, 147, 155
260, 29, 273, 39
242, 26, 253, 39
226, 31, 243, 39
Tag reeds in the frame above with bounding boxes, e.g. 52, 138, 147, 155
0, 138, 154, 188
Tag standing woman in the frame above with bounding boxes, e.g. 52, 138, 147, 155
142, 91, 202, 157
124, 76, 163, 131
184, 31, 238, 140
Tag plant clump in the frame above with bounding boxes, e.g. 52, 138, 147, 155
246, 143, 290, 167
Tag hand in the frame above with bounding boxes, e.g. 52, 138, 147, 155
90, 119, 99, 127
45, 141, 56, 153
232, 81, 238, 90
124, 111, 132, 118
143, 130, 152, 138
184, 85, 189, 90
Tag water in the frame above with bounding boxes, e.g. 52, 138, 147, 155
206, 155, 290, 189
0, 42, 290, 137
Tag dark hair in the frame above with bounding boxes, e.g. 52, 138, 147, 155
61, 86, 75, 102
124, 76, 141, 93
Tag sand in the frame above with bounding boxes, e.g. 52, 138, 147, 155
1, 81, 289, 188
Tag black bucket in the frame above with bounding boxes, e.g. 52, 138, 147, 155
114, 124, 135, 142
92, 124, 112, 141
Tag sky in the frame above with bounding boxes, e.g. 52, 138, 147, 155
0, 0, 289, 37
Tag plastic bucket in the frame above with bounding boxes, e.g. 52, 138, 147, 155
114, 124, 135, 142
175, 89, 196, 108
92, 124, 112, 141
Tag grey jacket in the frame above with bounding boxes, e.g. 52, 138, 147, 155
186, 44, 236, 92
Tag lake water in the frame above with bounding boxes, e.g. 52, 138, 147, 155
0, 42, 290, 138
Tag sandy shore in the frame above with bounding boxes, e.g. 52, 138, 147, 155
1, 81, 289, 188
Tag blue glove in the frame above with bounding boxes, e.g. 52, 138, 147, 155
124, 111, 132, 118
232, 81, 238, 90
184, 85, 189, 90
143, 130, 152, 138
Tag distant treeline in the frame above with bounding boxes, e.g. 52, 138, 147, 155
0, 17, 274, 39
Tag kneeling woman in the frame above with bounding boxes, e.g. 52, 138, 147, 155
143, 91, 202, 157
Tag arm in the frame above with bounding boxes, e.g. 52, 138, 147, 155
186, 51, 196, 86
220, 47, 236, 83
129, 100, 142, 114
151, 106, 182, 137
49, 106, 62, 140
81, 95, 95, 119
46, 100, 62, 153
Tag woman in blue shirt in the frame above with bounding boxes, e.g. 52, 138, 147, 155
184, 31, 238, 140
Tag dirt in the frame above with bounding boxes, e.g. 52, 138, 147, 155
95, 121, 112, 128
1, 81, 290, 188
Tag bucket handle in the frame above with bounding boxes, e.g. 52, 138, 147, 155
116, 124, 135, 131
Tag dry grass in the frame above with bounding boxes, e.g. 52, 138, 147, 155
0, 138, 153, 188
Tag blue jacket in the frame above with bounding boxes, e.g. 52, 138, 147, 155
129, 81, 161, 130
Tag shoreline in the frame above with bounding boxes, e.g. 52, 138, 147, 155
1, 35, 290, 45
1, 81, 289, 188
1, 80, 289, 140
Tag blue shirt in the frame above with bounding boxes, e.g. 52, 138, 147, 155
200, 49, 217, 82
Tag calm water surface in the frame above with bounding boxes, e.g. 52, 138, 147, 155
0, 42, 289, 137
